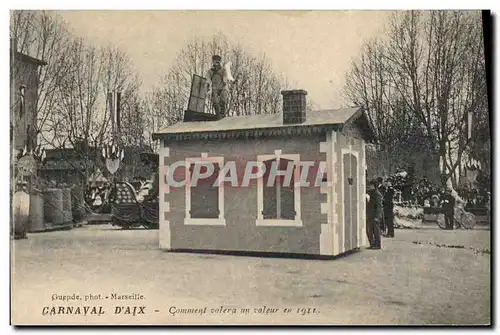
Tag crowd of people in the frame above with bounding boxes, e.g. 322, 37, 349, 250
381, 173, 490, 211
364, 172, 491, 250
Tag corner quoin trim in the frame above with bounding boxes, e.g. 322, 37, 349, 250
319, 131, 339, 256
159, 145, 171, 250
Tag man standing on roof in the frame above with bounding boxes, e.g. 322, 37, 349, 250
206, 55, 232, 119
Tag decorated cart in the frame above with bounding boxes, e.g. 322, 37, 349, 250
109, 152, 159, 229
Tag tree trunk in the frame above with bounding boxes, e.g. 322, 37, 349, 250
439, 139, 448, 187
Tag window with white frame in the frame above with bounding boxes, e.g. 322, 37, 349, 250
257, 151, 302, 227
185, 154, 225, 225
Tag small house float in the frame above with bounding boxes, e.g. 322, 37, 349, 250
152, 89, 376, 258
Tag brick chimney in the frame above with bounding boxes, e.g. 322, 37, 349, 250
281, 89, 307, 124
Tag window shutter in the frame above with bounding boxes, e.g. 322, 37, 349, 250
190, 162, 219, 219
262, 159, 277, 218
190, 186, 202, 218
204, 163, 220, 218
189, 163, 203, 218
280, 159, 295, 220
263, 184, 277, 219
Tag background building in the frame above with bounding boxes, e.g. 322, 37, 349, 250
10, 39, 46, 157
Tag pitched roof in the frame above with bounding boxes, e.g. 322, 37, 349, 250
152, 107, 377, 142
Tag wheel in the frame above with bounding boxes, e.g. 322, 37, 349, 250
436, 214, 448, 230
142, 220, 159, 229
113, 217, 131, 230
460, 212, 476, 229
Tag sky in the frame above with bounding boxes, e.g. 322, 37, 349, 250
55, 10, 390, 110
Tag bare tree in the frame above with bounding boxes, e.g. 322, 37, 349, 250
142, 91, 173, 152
48, 41, 146, 180
99, 45, 144, 148
11, 10, 152, 184
10, 10, 73, 147
50, 38, 104, 179
344, 10, 487, 186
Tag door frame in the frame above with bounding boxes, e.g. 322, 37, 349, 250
341, 145, 359, 251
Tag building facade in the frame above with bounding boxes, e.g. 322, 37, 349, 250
10, 41, 46, 155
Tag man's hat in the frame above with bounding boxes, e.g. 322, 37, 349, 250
212, 55, 221, 61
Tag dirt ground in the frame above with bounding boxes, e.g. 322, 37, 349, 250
11, 224, 491, 325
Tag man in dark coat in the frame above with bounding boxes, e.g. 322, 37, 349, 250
366, 179, 383, 249
441, 189, 456, 230
377, 177, 384, 191
383, 180, 395, 237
